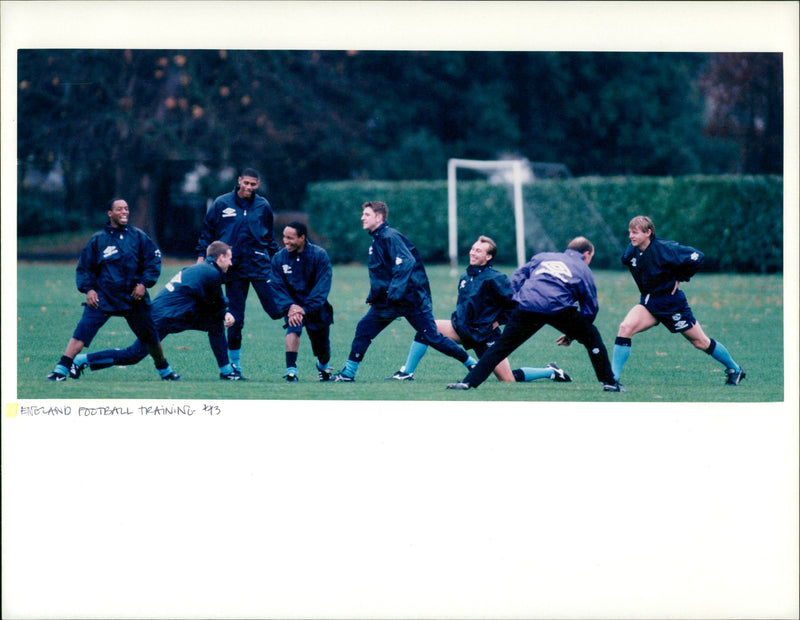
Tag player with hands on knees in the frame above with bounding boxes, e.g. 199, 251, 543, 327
269, 221, 335, 382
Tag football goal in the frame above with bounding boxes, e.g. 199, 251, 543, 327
447, 157, 623, 274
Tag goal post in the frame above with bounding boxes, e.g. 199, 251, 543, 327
447, 158, 526, 275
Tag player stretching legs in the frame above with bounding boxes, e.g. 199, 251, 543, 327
46, 198, 179, 382
333, 201, 477, 381
611, 215, 745, 386
389, 235, 570, 384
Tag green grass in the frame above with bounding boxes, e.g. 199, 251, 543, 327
16, 260, 783, 401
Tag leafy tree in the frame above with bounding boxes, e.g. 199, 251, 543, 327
17, 50, 783, 244
698, 53, 783, 173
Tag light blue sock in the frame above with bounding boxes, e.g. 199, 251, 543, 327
402, 341, 429, 374
53, 363, 69, 376
286, 366, 298, 376
343, 359, 360, 378
612, 338, 632, 381
708, 339, 739, 371
229, 349, 241, 368
219, 363, 233, 375
157, 365, 175, 378
517, 367, 554, 381
73, 353, 88, 368
464, 355, 478, 368
316, 360, 330, 371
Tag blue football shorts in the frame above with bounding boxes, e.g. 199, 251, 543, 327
640, 290, 697, 333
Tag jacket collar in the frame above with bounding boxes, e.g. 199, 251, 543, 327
234, 186, 255, 208
370, 222, 389, 237
105, 223, 128, 234
466, 262, 491, 277
205, 256, 225, 274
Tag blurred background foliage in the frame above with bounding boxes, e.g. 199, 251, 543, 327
17, 50, 783, 267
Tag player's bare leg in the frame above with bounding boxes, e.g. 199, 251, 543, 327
492, 357, 515, 382
681, 321, 745, 384
437, 319, 512, 381
435, 319, 459, 340
64, 337, 85, 359
617, 303, 658, 338
679, 322, 711, 350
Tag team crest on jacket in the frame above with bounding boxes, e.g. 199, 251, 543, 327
102, 245, 119, 259
631, 258, 638, 267
282, 264, 292, 274
221, 207, 237, 218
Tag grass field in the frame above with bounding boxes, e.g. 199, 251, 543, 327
15, 260, 784, 402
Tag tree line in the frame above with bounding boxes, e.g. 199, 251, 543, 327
17, 50, 783, 238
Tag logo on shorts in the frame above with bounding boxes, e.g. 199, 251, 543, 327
102, 245, 119, 259
221, 207, 237, 218
672, 313, 682, 321
395, 257, 403, 265
690, 252, 700, 261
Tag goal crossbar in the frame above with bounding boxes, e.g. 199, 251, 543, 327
447, 158, 526, 274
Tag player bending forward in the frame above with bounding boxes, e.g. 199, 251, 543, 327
270, 221, 335, 382
388, 235, 571, 383
71, 241, 244, 381
611, 215, 745, 387
447, 237, 621, 392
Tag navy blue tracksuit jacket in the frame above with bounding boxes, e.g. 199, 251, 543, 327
270, 241, 334, 326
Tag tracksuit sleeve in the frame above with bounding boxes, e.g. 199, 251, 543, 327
302, 251, 333, 313
75, 238, 98, 293
575, 270, 600, 323
671, 243, 705, 282
491, 273, 516, 324
385, 236, 415, 303
200, 273, 228, 320
262, 206, 280, 258
138, 234, 162, 288
195, 204, 217, 257
269, 255, 295, 316
510, 260, 532, 295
